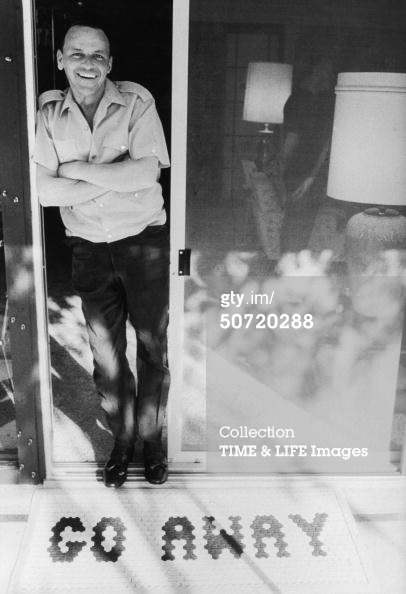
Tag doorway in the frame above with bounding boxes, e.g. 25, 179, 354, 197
4, 0, 405, 481
34, 0, 173, 469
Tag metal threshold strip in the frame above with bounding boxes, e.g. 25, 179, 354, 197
44, 460, 402, 486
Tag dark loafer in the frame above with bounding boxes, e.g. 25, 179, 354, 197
103, 444, 134, 488
144, 461, 168, 485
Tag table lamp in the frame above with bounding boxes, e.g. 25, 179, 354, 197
243, 62, 292, 171
327, 72, 406, 314
327, 72, 406, 272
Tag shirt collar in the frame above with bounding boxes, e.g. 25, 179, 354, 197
60, 79, 126, 114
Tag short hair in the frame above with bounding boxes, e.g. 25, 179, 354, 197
60, 21, 112, 54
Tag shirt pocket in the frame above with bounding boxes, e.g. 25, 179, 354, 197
102, 133, 129, 162
54, 139, 78, 163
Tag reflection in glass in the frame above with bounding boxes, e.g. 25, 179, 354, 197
0, 212, 16, 457
181, 1, 406, 470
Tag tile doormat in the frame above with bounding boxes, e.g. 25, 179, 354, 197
8, 485, 378, 594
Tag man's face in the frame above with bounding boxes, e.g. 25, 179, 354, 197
57, 26, 112, 96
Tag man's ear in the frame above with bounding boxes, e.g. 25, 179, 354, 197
56, 49, 64, 71
107, 56, 113, 74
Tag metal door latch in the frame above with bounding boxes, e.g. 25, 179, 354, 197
178, 249, 191, 276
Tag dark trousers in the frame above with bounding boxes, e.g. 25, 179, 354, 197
70, 225, 170, 460
280, 172, 327, 254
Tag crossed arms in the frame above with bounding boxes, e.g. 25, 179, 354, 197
37, 156, 159, 207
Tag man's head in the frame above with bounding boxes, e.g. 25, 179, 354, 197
57, 25, 112, 97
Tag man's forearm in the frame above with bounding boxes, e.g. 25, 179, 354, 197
37, 165, 109, 207
279, 132, 299, 175
309, 141, 330, 179
59, 157, 159, 193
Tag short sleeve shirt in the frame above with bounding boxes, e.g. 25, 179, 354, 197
35, 79, 170, 243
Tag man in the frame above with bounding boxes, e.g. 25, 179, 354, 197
279, 57, 336, 253
35, 24, 170, 487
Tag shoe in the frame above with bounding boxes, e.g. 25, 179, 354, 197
144, 461, 168, 485
103, 444, 134, 488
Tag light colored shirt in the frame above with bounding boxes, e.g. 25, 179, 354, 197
35, 79, 170, 243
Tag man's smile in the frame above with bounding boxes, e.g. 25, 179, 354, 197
77, 72, 98, 79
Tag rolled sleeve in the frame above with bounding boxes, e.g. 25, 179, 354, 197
34, 110, 59, 172
128, 98, 170, 168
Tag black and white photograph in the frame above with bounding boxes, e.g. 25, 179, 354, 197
0, 0, 405, 592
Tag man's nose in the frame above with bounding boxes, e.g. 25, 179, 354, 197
82, 56, 95, 67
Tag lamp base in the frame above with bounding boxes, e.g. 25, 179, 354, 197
255, 127, 274, 172
346, 207, 406, 272
346, 207, 406, 316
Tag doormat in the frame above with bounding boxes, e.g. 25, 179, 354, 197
8, 484, 378, 594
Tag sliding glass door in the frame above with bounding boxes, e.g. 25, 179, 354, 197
168, 0, 406, 474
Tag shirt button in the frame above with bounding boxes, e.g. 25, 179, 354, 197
99, 203, 104, 208
107, 234, 112, 239
134, 193, 138, 198
120, 145, 127, 151
151, 148, 156, 154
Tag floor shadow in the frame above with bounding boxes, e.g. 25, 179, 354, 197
50, 336, 113, 462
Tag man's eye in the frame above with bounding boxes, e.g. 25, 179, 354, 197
94, 55, 105, 61
72, 53, 83, 59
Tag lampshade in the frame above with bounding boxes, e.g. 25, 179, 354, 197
243, 62, 292, 125
327, 72, 406, 206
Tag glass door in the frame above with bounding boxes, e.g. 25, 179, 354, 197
169, 1, 289, 467
168, 0, 406, 474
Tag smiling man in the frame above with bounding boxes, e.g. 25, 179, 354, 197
35, 24, 170, 487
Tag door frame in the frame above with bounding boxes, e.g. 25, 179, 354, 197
22, 0, 201, 480
0, 0, 50, 483
14, 0, 406, 480
167, 0, 206, 469
22, 0, 53, 481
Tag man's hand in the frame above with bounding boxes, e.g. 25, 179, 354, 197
290, 140, 330, 202
36, 163, 109, 207
291, 176, 315, 201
